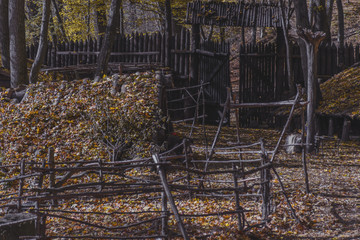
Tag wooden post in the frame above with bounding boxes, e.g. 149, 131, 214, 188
161, 189, 169, 238
184, 139, 192, 198
260, 139, 271, 221
190, 24, 200, 85
232, 93, 241, 143
17, 159, 25, 212
275, 27, 287, 99
301, 106, 310, 193
152, 154, 189, 240
341, 118, 351, 141
35, 158, 46, 239
98, 159, 103, 192
204, 87, 231, 171
328, 117, 334, 136
48, 147, 57, 206
48, 147, 55, 189
232, 162, 244, 230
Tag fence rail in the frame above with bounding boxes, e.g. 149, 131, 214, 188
0, 140, 272, 239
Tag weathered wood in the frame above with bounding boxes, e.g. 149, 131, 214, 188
17, 159, 25, 211
269, 85, 304, 163
226, 100, 308, 108
152, 154, 189, 240
232, 162, 244, 230
186, 2, 283, 27
204, 87, 231, 171
297, 28, 326, 153
301, 106, 310, 193
190, 24, 200, 85
328, 117, 334, 136
341, 118, 351, 141
260, 139, 271, 221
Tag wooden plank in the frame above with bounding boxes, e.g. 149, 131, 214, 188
144, 33, 149, 64
174, 32, 179, 73
227, 100, 308, 108
139, 33, 144, 63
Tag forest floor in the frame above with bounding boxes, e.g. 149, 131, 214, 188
173, 123, 360, 240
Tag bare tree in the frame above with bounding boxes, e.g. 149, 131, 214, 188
0, 0, 10, 69
297, 29, 326, 153
164, 0, 172, 67
94, 0, 107, 44
336, 0, 344, 46
9, 0, 28, 87
94, 0, 122, 82
312, 0, 333, 44
279, 0, 296, 95
294, 0, 326, 152
51, 0, 68, 42
29, 0, 51, 84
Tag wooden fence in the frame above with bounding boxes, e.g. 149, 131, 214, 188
238, 42, 360, 128
27, 29, 194, 79
26, 30, 230, 125
0, 140, 272, 239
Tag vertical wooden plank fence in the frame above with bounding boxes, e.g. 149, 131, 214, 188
239, 42, 360, 128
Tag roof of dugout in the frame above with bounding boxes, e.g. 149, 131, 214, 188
186, 1, 287, 28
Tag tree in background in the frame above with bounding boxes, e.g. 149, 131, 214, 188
29, 0, 51, 84
94, 0, 122, 82
94, 0, 107, 43
9, 0, 28, 87
293, 0, 326, 152
0, 0, 10, 69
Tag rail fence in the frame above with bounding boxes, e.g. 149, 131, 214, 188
0, 137, 273, 239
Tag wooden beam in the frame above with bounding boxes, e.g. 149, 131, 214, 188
152, 154, 189, 240
222, 100, 308, 108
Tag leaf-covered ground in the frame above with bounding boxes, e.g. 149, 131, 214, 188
0, 75, 359, 239
185, 125, 360, 239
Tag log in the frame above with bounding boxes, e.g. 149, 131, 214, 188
152, 154, 189, 240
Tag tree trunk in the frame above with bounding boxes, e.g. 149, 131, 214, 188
94, 0, 122, 82
29, 0, 51, 84
309, 0, 315, 25
164, 0, 172, 67
9, 0, 28, 88
306, 42, 317, 153
297, 28, 326, 153
94, 0, 107, 40
294, 0, 311, 87
0, 0, 10, 69
119, 0, 124, 35
279, 0, 296, 96
313, 0, 332, 44
336, 0, 344, 46
51, 0, 67, 42
326, 0, 335, 38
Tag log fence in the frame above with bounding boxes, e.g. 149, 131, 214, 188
1, 137, 275, 239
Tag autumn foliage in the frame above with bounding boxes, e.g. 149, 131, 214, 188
319, 65, 360, 118
0, 72, 164, 168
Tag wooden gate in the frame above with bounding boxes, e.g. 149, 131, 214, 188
239, 43, 279, 128
199, 40, 230, 125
